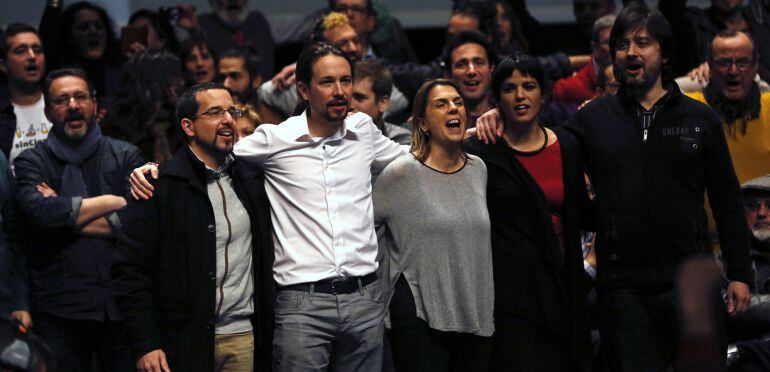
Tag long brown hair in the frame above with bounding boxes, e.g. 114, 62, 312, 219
410, 79, 464, 162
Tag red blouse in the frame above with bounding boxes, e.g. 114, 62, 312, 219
516, 139, 566, 258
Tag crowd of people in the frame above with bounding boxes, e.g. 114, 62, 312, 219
2, 0, 770, 371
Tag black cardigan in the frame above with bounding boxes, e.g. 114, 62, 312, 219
464, 127, 593, 371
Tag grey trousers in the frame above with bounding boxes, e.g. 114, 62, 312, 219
273, 279, 386, 372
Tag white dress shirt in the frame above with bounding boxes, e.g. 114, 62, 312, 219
233, 111, 407, 286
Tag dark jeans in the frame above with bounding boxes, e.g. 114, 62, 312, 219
490, 312, 573, 372
388, 277, 492, 372
33, 312, 132, 372
596, 286, 727, 372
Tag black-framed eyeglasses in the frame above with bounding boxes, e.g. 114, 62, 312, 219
193, 107, 243, 120
50, 92, 93, 108
712, 57, 755, 71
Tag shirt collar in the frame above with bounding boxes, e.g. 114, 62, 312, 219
188, 146, 234, 179
292, 109, 362, 142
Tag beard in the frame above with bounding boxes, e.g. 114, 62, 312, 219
214, 6, 249, 29
753, 225, 770, 243
704, 82, 761, 137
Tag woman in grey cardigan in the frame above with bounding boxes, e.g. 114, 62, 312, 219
373, 79, 494, 372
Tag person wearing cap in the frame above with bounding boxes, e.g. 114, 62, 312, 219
741, 175, 770, 294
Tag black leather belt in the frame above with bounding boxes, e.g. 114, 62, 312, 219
279, 272, 377, 295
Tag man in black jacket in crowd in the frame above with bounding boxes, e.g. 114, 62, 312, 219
113, 82, 273, 372
565, 4, 751, 371
14, 68, 142, 371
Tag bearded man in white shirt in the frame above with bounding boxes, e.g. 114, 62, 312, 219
233, 42, 404, 371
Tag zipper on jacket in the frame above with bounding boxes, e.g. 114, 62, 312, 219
214, 178, 233, 318
640, 109, 654, 143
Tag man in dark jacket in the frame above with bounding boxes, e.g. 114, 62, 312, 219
112, 82, 273, 372
565, 4, 752, 371
14, 68, 142, 371
0, 151, 28, 327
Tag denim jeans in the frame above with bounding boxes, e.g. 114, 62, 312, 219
272, 279, 386, 372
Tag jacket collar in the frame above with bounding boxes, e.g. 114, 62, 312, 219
163, 146, 214, 194
617, 79, 682, 113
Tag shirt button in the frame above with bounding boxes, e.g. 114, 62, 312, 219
209, 271, 215, 280
695, 127, 701, 133
609, 253, 618, 261
208, 224, 215, 233
692, 144, 698, 150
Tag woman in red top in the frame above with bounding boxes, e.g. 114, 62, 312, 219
465, 54, 593, 371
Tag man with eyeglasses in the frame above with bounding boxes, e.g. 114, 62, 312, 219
0, 23, 51, 169
13, 68, 142, 371
113, 82, 274, 372
686, 30, 770, 184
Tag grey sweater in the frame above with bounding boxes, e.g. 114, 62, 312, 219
373, 154, 494, 336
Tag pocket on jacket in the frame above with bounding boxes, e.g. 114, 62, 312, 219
680, 136, 701, 154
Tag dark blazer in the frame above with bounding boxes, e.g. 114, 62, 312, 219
112, 147, 274, 371
464, 127, 593, 371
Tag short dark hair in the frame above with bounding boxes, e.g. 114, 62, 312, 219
219, 48, 260, 79
175, 81, 227, 125
451, 0, 496, 40
708, 29, 759, 61
0, 23, 39, 59
295, 42, 353, 87
354, 60, 392, 100
443, 30, 498, 73
609, 3, 674, 79
42, 68, 96, 106
327, 0, 375, 16
491, 53, 550, 103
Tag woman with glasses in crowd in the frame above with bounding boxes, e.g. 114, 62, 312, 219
373, 78, 494, 371
465, 54, 593, 372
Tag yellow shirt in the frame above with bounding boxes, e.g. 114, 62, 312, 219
687, 91, 770, 183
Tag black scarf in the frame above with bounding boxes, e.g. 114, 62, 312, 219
704, 82, 761, 137
46, 123, 102, 197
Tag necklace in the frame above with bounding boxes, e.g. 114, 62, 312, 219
506, 126, 548, 156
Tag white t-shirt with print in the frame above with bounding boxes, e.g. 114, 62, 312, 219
10, 96, 52, 168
